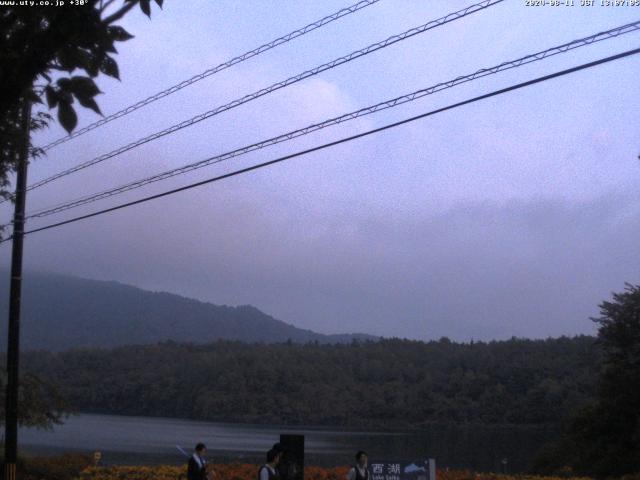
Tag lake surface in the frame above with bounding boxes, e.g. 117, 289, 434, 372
19, 414, 556, 472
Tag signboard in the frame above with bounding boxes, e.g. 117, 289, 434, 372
279, 434, 304, 480
370, 459, 436, 480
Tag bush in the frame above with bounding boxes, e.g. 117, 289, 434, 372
19, 453, 91, 480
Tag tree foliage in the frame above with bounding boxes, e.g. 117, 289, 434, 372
0, 0, 162, 225
0, 371, 70, 429
21, 336, 599, 429
533, 284, 640, 478
569, 284, 640, 478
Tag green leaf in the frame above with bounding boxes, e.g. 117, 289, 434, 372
45, 86, 59, 108
58, 90, 74, 104
108, 26, 135, 42
86, 56, 100, 77
58, 101, 78, 133
57, 78, 71, 90
70, 76, 101, 97
31, 112, 52, 134
140, 0, 151, 17
74, 49, 94, 72
154, 0, 163, 7
77, 96, 102, 116
57, 48, 79, 72
100, 57, 120, 80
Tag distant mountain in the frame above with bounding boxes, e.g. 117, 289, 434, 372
0, 271, 377, 351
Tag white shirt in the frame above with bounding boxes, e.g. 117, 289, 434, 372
347, 466, 368, 480
260, 465, 276, 480
192, 453, 207, 469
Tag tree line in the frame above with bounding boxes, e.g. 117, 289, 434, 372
6, 284, 639, 477
20, 336, 599, 428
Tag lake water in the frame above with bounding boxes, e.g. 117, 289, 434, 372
18, 413, 556, 472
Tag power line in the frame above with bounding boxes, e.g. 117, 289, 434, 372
3, 47, 637, 244
20, 0, 504, 195
39, 0, 384, 152
20, 20, 640, 221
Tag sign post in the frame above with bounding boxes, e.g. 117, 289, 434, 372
371, 459, 436, 480
279, 434, 304, 480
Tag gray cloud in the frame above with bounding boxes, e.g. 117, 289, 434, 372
6, 188, 638, 341
1, 1, 639, 342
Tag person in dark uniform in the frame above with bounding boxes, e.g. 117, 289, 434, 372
258, 448, 282, 480
272, 443, 288, 480
346, 451, 369, 480
188, 443, 209, 480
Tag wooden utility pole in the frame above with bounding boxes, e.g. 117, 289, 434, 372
3, 99, 31, 480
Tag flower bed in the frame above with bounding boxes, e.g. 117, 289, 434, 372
77, 465, 591, 480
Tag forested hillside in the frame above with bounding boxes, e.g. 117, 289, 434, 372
22, 336, 599, 428
0, 271, 374, 350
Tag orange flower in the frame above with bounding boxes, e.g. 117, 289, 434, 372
75, 464, 596, 480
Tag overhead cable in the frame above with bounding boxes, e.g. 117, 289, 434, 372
22, 20, 640, 221
39, 0, 384, 151
21, 0, 504, 195
3, 46, 637, 243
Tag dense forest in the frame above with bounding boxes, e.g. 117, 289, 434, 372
22, 336, 599, 428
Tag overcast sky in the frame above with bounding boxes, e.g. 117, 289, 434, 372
1, 0, 639, 341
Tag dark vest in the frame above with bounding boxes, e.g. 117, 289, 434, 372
355, 466, 369, 480
188, 455, 207, 480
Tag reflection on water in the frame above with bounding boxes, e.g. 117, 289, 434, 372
19, 414, 556, 472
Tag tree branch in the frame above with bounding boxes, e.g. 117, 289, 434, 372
103, 1, 137, 25
100, 0, 118, 14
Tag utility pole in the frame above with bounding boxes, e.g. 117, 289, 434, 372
3, 99, 31, 480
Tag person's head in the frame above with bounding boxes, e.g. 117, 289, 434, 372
266, 448, 281, 466
355, 451, 368, 467
195, 443, 207, 455
272, 443, 285, 454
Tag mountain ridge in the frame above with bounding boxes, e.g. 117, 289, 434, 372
0, 270, 377, 351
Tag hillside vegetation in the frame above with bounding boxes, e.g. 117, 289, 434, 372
22, 336, 598, 428
0, 271, 374, 350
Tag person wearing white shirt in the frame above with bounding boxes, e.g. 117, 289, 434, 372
346, 451, 370, 480
259, 448, 282, 480
188, 443, 208, 480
